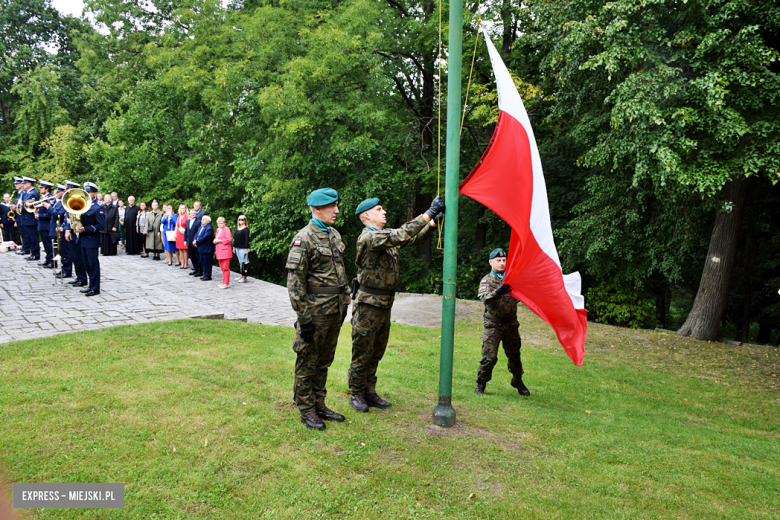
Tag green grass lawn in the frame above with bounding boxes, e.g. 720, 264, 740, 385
1, 309, 779, 519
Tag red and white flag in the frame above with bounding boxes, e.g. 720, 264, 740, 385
459, 29, 587, 366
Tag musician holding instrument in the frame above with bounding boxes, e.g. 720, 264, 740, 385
63, 182, 104, 296
45, 184, 70, 277
62, 181, 87, 285
0, 192, 17, 244
19, 177, 41, 261
13, 177, 27, 254
35, 181, 55, 268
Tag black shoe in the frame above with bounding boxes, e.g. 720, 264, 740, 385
315, 405, 345, 422
511, 377, 530, 396
349, 394, 369, 413
200, 276, 212, 281
364, 393, 392, 409
84, 290, 100, 297
16, 250, 27, 255
474, 384, 486, 395
80, 288, 93, 293
190, 271, 203, 277
41, 263, 54, 268
69, 280, 87, 286
60, 274, 73, 278
26, 256, 40, 261
300, 412, 326, 430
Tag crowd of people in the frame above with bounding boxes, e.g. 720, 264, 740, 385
1, 177, 252, 290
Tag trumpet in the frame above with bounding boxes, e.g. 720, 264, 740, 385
62, 189, 92, 236
24, 196, 56, 212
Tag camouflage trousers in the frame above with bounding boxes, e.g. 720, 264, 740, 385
293, 312, 343, 415
348, 303, 392, 395
476, 319, 523, 385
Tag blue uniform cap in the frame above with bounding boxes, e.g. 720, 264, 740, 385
64, 180, 80, 189
39, 180, 54, 188
22, 177, 35, 184
306, 188, 339, 207
489, 248, 506, 260
55, 184, 66, 192
83, 182, 99, 193
355, 198, 380, 216
13, 176, 22, 184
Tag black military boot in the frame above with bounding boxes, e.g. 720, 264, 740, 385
364, 393, 392, 409
349, 394, 369, 413
315, 405, 345, 422
511, 377, 531, 396
474, 384, 486, 395
300, 412, 326, 430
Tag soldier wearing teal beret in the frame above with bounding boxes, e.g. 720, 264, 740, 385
285, 188, 350, 430
474, 247, 530, 396
347, 194, 445, 413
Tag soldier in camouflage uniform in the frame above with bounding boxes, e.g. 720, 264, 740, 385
347, 195, 446, 412
286, 188, 351, 430
474, 247, 530, 396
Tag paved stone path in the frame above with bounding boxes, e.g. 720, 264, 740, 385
0, 248, 482, 343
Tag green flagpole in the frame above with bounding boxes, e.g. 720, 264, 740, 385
432, 0, 462, 428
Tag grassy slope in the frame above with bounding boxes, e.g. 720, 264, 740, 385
0, 308, 779, 519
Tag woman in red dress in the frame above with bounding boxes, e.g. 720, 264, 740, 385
176, 204, 189, 269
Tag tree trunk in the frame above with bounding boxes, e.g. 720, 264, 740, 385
474, 222, 487, 253
740, 219, 758, 342
416, 193, 432, 264
677, 176, 753, 340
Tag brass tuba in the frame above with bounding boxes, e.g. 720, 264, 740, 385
62, 189, 92, 236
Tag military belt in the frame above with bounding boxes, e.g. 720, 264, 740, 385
359, 284, 395, 297
307, 284, 347, 295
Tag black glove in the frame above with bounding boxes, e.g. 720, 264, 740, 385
341, 304, 349, 324
434, 211, 444, 222
494, 284, 511, 296
299, 321, 316, 343
425, 195, 446, 218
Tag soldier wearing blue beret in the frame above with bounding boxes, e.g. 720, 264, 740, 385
285, 187, 350, 430
347, 195, 444, 412
474, 248, 529, 396
64, 182, 104, 296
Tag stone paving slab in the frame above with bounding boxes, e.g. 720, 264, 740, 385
0, 248, 482, 343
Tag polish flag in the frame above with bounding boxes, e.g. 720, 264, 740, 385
459, 30, 587, 366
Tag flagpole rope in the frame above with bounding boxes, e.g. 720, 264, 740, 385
436, 0, 444, 250
461, 8, 482, 137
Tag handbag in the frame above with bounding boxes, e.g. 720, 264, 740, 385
147, 223, 154, 232
241, 262, 251, 277
165, 230, 177, 241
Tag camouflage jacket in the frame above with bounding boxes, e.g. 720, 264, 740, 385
355, 214, 435, 308
286, 221, 350, 324
479, 271, 518, 324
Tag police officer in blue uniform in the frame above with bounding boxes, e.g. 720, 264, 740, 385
36, 180, 55, 268
13, 177, 28, 254
64, 182, 104, 296
20, 177, 41, 261
45, 184, 70, 277
62, 181, 88, 287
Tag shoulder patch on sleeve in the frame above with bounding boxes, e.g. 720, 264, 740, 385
286, 250, 303, 270
293, 239, 301, 246
480, 280, 487, 284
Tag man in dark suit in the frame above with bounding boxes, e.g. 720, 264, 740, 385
64, 182, 105, 296
20, 177, 40, 260
192, 215, 214, 281
193, 201, 206, 220
185, 208, 202, 277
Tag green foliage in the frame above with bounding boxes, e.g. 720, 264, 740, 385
587, 282, 655, 329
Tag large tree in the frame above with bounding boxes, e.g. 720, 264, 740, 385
522, 0, 780, 339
